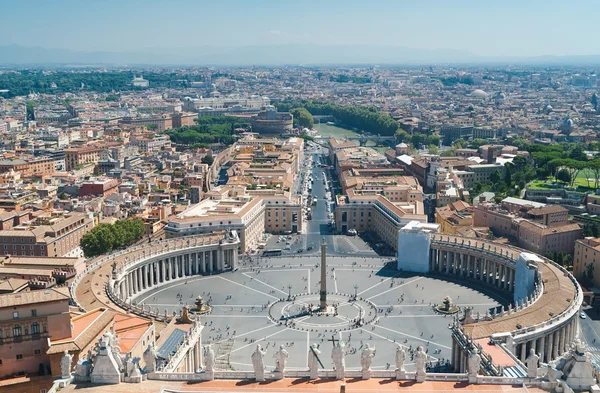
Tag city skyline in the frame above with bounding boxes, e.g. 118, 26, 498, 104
1, 0, 600, 65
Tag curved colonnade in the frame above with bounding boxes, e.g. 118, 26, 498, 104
71, 231, 581, 374
67, 232, 240, 320
429, 234, 582, 368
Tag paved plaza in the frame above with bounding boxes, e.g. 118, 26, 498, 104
136, 254, 510, 373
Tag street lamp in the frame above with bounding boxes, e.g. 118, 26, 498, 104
353, 284, 359, 300
288, 284, 292, 301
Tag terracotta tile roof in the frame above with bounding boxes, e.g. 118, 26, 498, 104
463, 261, 576, 339
47, 307, 117, 354
0, 287, 69, 308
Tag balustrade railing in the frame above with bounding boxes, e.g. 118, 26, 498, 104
70, 233, 228, 311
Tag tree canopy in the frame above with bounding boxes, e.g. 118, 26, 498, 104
80, 218, 145, 258
165, 116, 249, 147
276, 100, 399, 136
291, 107, 314, 129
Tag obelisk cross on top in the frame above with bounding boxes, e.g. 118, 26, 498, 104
320, 237, 327, 309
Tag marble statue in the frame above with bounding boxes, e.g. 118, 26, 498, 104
143, 343, 158, 373
468, 348, 481, 381
525, 348, 540, 378
331, 341, 346, 380
415, 346, 427, 382
61, 350, 73, 379
124, 353, 135, 377
251, 344, 267, 381
274, 345, 289, 374
308, 343, 321, 380
204, 344, 216, 373
361, 343, 376, 379
395, 345, 406, 374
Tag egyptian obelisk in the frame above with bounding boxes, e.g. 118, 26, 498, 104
320, 238, 327, 309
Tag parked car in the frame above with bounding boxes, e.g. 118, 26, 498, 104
580, 312, 587, 319
307, 246, 313, 251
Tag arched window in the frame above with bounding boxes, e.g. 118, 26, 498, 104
13, 325, 22, 337
32, 322, 39, 334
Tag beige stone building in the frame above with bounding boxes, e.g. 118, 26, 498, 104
165, 186, 303, 252
335, 191, 427, 251
573, 238, 600, 287
64, 147, 101, 171
0, 288, 71, 381
0, 212, 94, 258
474, 201, 582, 255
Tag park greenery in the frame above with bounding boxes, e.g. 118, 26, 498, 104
0, 70, 195, 97
544, 251, 573, 270
80, 218, 145, 258
467, 142, 600, 203
291, 107, 314, 129
165, 116, 249, 148
395, 129, 440, 149
276, 100, 399, 136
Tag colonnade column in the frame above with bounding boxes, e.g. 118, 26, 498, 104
553, 330, 560, 359
538, 336, 546, 363
547, 331, 555, 362
143, 265, 148, 290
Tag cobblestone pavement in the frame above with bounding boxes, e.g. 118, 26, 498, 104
136, 255, 509, 373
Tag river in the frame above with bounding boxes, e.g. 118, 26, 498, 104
313, 123, 359, 139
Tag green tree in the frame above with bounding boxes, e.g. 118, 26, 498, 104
489, 169, 502, 185
201, 155, 214, 165
469, 138, 488, 149
427, 145, 439, 155
395, 129, 410, 143
26, 101, 35, 121
80, 218, 145, 258
556, 168, 571, 185
146, 124, 158, 131
291, 108, 314, 129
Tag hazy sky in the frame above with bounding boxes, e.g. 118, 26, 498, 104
1, 0, 598, 57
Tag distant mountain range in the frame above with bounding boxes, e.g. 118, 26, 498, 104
1, 44, 600, 66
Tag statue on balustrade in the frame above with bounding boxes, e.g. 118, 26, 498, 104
308, 343, 321, 380
274, 345, 289, 374
526, 348, 540, 378
361, 343, 376, 379
395, 345, 406, 378
204, 344, 216, 374
61, 350, 73, 379
143, 342, 158, 373
331, 340, 346, 380
251, 344, 267, 381
415, 346, 427, 382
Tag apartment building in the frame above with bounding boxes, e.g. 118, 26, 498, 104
0, 288, 71, 383
0, 157, 55, 177
474, 201, 582, 255
64, 147, 101, 171
573, 238, 600, 287
435, 201, 474, 235
0, 212, 94, 257
79, 177, 119, 197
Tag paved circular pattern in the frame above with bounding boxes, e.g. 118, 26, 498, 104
268, 294, 378, 332
135, 255, 509, 373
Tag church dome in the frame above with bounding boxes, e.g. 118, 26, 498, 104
563, 118, 574, 128
470, 89, 488, 99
